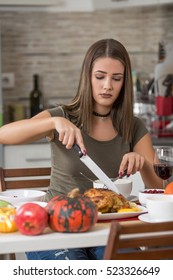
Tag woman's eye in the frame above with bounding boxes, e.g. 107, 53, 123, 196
96, 76, 104, 80
113, 76, 122, 81
95, 75, 123, 81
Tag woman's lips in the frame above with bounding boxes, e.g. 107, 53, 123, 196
99, 94, 112, 98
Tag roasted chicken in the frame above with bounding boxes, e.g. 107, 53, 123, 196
84, 188, 130, 213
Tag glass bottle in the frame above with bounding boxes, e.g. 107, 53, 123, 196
30, 74, 43, 117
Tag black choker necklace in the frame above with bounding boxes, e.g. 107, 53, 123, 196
93, 110, 111, 121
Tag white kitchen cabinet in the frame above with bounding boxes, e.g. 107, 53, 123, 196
0, 0, 94, 12
0, 0, 62, 5
4, 143, 51, 168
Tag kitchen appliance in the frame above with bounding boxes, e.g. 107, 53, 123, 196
153, 42, 173, 137
73, 144, 120, 193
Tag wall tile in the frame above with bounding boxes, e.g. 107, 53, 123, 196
0, 5, 173, 122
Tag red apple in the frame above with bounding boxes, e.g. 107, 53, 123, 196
14, 202, 48, 235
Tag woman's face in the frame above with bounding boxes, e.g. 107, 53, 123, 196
91, 57, 124, 112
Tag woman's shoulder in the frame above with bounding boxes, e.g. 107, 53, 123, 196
130, 116, 148, 148
133, 115, 147, 129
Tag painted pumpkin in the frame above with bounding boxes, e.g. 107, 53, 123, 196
46, 188, 98, 233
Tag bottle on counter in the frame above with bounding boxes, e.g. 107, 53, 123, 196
135, 74, 142, 101
30, 74, 44, 117
154, 41, 166, 97
158, 41, 166, 63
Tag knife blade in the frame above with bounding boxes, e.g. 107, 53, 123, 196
73, 144, 120, 194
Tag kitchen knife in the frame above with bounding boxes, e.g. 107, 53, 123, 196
73, 144, 120, 194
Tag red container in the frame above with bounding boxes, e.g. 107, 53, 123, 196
156, 96, 173, 116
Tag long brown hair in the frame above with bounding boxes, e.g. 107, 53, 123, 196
63, 38, 134, 143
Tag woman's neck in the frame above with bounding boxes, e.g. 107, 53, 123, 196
90, 116, 117, 141
93, 110, 111, 121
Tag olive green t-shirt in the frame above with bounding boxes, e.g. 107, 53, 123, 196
45, 106, 148, 201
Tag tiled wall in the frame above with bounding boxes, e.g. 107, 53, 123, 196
0, 4, 173, 123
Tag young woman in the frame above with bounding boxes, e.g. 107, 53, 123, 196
0, 38, 162, 260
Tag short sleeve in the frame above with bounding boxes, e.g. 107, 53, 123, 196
46, 106, 66, 142
47, 106, 65, 117
130, 117, 148, 149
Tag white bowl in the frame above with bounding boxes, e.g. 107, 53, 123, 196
139, 189, 165, 206
146, 195, 173, 222
93, 180, 107, 189
113, 179, 132, 197
14, 201, 47, 209
0, 189, 46, 205
93, 178, 132, 197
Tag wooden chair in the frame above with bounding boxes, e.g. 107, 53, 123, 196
0, 167, 51, 192
0, 166, 51, 260
104, 221, 173, 260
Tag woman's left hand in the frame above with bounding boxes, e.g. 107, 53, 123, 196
118, 152, 145, 177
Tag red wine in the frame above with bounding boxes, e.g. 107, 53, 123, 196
153, 164, 173, 180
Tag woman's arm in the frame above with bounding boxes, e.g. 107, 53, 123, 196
133, 133, 162, 189
118, 133, 162, 189
0, 111, 54, 144
0, 110, 86, 152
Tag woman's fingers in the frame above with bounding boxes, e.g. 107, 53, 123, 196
119, 152, 145, 176
55, 117, 86, 153
75, 130, 86, 155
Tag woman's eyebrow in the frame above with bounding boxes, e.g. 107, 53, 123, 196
95, 70, 124, 75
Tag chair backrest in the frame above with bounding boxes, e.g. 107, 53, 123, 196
0, 167, 51, 192
0, 166, 51, 260
104, 220, 173, 260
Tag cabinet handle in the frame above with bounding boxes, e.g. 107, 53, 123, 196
25, 158, 51, 162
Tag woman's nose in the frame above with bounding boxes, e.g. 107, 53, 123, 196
103, 78, 112, 91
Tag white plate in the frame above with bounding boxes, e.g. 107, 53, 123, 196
139, 213, 173, 223
98, 205, 147, 220
0, 189, 45, 204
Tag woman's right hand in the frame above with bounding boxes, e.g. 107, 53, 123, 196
53, 117, 86, 154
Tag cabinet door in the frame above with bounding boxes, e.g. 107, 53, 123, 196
4, 143, 51, 168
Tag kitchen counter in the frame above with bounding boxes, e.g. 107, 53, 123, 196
151, 136, 173, 146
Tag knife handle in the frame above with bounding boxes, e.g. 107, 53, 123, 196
119, 169, 128, 178
73, 144, 83, 158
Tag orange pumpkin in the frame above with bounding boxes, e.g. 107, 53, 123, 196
164, 182, 173, 194
0, 207, 18, 233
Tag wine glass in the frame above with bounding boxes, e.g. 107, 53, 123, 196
153, 146, 173, 189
